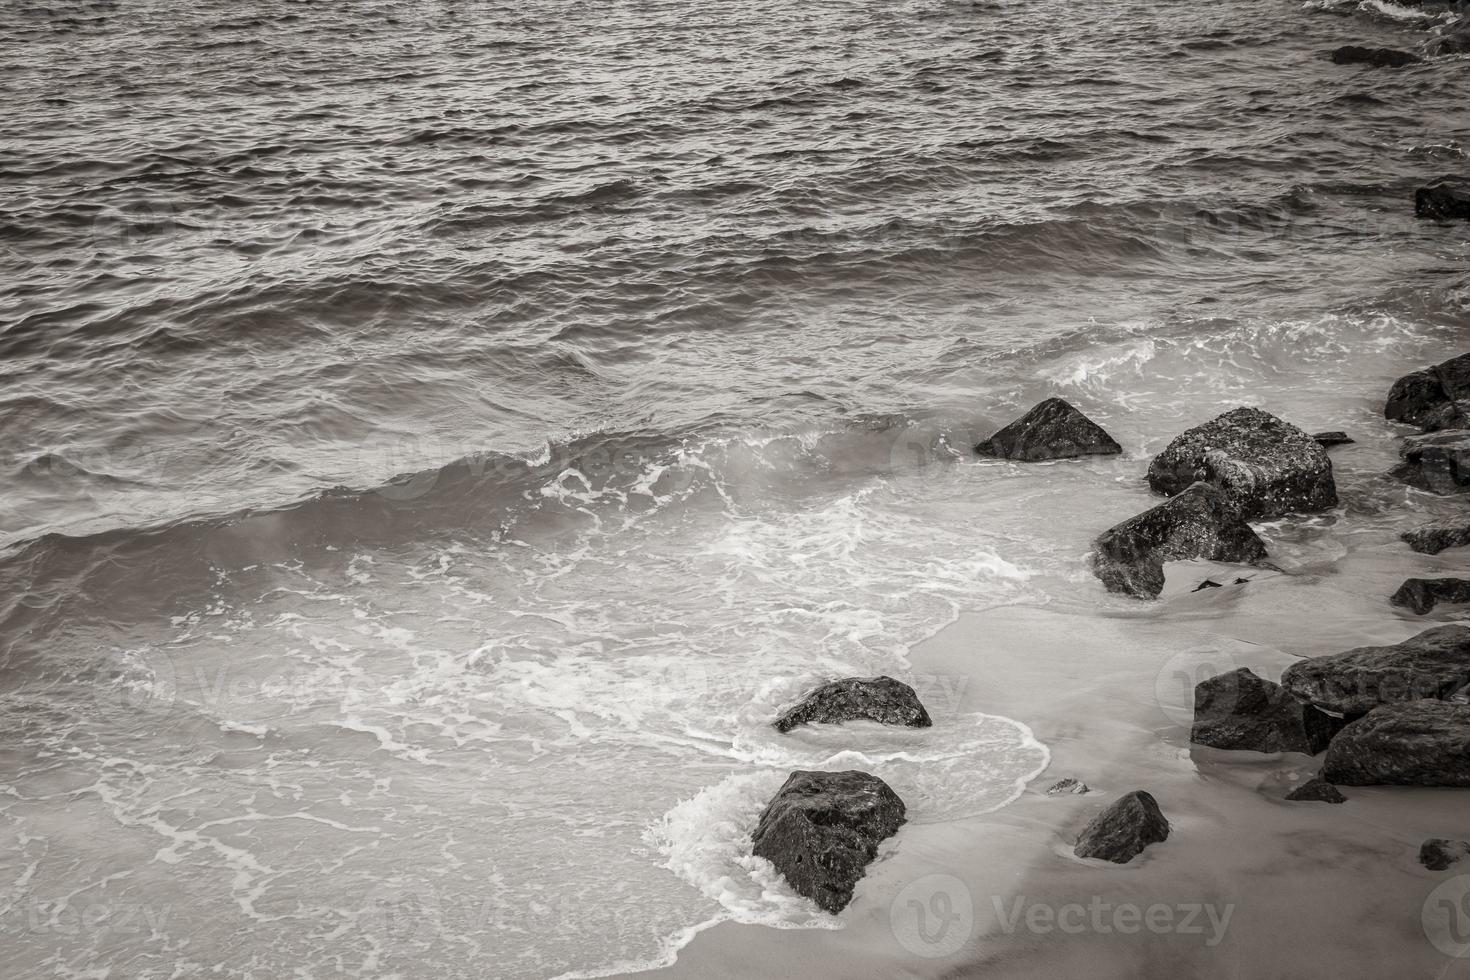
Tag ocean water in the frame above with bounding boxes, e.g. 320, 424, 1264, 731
3, 0, 1470, 976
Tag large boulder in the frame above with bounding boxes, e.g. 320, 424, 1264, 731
1192, 668, 1343, 754
1284, 775, 1346, 803
974, 397, 1123, 461
1092, 481, 1268, 599
1391, 578, 1470, 615
773, 676, 932, 734
1416, 182, 1470, 221
1074, 790, 1170, 863
750, 770, 905, 913
1147, 407, 1337, 520
1392, 430, 1470, 494
1323, 701, 1470, 786
1421, 838, 1470, 871
1281, 625, 1470, 717
1402, 521, 1470, 555
1385, 353, 1470, 431
1329, 45, 1421, 68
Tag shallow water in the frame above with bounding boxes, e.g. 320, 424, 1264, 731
2, 0, 1470, 976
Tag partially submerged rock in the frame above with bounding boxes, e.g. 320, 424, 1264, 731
1402, 522, 1470, 555
1146, 407, 1337, 520
1384, 352, 1470, 431
1323, 701, 1470, 786
1046, 777, 1090, 795
974, 397, 1123, 461
1392, 430, 1470, 494
1074, 790, 1170, 864
1391, 578, 1470, 615
1416, 182, 1470, 221
1421, 838, 1470, 871
1427, 23, 1470, 57
772, 676, 932, 734
1312, 431, 1354, 448
751, 770, 905, 913
1092, 482, 1268, 599
1192, 668, 1343, 754
1330, 45, 1421, 68
1281, 625, 1470, 717
1284, 775, 1346, 803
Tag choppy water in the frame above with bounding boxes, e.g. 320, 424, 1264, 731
3, 0, 1469, 976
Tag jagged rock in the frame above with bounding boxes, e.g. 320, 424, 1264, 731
1427, 23, 1470, 57
1147, 407, 1337, 520
1192, 668, 1343, 754
1046, 777, 1090, 795
1329, 45, 1422, 68
1074, 790, 1170, 864
1402, 522, 1470, 555
1282, 625, 1470, 717
1284, 775, 1346, 803
1323, 701, 1470, 786
750, 770, 905, 913
1421, 838, 1470, 871
1313, 431, 1354, 448
1092, 482, 1268, 599
1417, 182, 1470, 221
772, 676, 932, 734
1391, 578, 1470, 615
1384, 352, 1470, 430
1393, 430, 1470, 494
974, 397, 1123, 461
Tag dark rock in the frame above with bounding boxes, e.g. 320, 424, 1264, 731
974, 397, 1123, 461
1281, 625, 1470, 717
1192, 668, 1344, 754
1074, 790, 1170, 864
1427, 23, 1470, 57
1284, 775, 1346, 803
1046, 777, 1090, 795
750, 770, 905, 913
1416, 182, 1470, 221
1329, 45, 1422, 68
1313, 431, 1355, 448
1393, 430, 1470, 494
1192, 579, 1223, 592
1147, 407, 1337, 520
1403, 522, 1470, 555
1384, 353, 1470, 430
1391, 578, 1470, 615
772, 676, 932, 734
1420, 838, 1470, 871
1092, 481, 1268, 599
1323, 701, 1470, 786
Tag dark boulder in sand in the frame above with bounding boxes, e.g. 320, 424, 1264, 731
1403, 522, 1470, 555
1074, 790, 1170, 864
772, 676, 932, 734
1329, 45, 1422, 68
1416, 182, 1470, 221
751, 770, 905, 913
1092, 481, 1268, 599
1393, 430, 1470, 494
1312, 431, 1354, 448
1281, 625, 1470, 717
1147, 407, 1337, 520
1421, 838, 1470, 871
974, 397, 1123, 461
1384, 352, 1470, 431
1391, 578, 1470, 615
1192, 668, 1343, 754
1284, 775, 1346, 803
1323, 701, 1470, 786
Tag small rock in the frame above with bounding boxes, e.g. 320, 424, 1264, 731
1323, 701, 1470, 786
1391, 578, 1470, 615
1329, 45, 1422, 68
1312, 431, 1355, 448
1402, 522, 1470, 555
1046, 777, 1090, 795
1147, 407, 1337, 520
974, 397, 1123, 461
1417, 182, 1470, 221
1074, 790, 1170, 864
772, 676, 932, 734
1092, 481, 1268, 599
1284, 775, 1346, 803
1384, 352, 1470, 431
1192, 668, 1344, 754
1281, 624, 1470, 717
750, 770, 906, 913
1392, 430, 1470, 494
1420, 838, 1470, 871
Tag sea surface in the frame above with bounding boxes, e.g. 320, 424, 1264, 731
2, 0, 1469, 976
